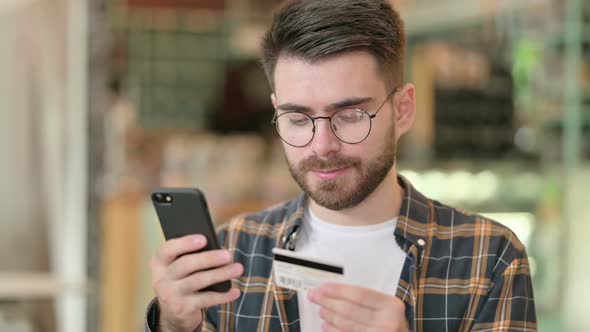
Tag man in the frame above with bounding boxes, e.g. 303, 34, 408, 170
146, 0, 537, 331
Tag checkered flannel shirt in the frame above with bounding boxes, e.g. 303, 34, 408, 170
146, 176, 537, 331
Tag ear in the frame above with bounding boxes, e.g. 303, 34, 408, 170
270, 93, 278, 109
394, 83, 416, 141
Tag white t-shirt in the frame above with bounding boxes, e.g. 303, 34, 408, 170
295, 208, 406, 331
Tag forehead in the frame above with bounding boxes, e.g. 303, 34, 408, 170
273, 51, 387, 104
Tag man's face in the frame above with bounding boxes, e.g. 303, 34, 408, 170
272, 51, 397, 211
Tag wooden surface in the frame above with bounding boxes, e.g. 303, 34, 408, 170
0, 273, 84, 300
406, 46, 436, 161
101, 190, 143, 332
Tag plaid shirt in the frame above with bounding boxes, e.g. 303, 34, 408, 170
146, 176, 537, 331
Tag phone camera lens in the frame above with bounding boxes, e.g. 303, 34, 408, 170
153, 193, 173, 204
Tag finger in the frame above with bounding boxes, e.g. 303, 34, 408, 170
194, 288, 241, 308
168, 249, 232, 280
320, 308, 363, 332
322, 321, 342, 332
178, 263, 243, 294
310, 294, 375, 325
157, 235, 208, 265
165, 288, 241, 318
315, 283, 388, 310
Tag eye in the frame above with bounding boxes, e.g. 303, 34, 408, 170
334, 109, 365, 123
290, 119, 310, 126
283, 113, 311, 127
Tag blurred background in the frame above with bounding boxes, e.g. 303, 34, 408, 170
0, 0, 589, 331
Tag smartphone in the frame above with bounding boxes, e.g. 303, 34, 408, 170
151, 188, 231, 293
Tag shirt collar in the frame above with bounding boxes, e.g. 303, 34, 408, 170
278, 175, 432, 252
395, 176, 431, 252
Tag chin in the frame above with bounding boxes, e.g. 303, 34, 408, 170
308, 183, 359, 209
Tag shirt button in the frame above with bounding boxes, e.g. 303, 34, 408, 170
417, 239, 426, 247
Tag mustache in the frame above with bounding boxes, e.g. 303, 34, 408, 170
298, 155, 361, 172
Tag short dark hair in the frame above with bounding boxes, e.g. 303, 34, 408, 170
261, 0, 406, 90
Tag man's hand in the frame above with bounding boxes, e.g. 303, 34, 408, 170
308, 283, 409, 332
150, 234, 243, 332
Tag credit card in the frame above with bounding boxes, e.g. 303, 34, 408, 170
272, 247, 345, 292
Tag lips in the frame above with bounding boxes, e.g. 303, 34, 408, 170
311, 167, 349, 180
313, 168, 342, 173
298, 155, 361, 181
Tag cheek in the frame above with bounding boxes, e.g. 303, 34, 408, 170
351, 137, 385, 161
282, 144, 301, 165
370, 121, 395, 144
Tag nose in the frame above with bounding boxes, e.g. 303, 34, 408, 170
311, 118, 341, 156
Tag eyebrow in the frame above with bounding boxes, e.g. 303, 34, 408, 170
276, 96, 375, 113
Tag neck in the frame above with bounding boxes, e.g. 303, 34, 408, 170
309, 168, 404, 226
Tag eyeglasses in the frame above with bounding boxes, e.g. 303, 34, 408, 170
272, 87, 400, 147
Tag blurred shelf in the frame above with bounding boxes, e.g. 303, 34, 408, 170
0, 273, 85, 300
400, 0, 530, 36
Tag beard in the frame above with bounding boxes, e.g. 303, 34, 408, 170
286, 127, 397, 211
